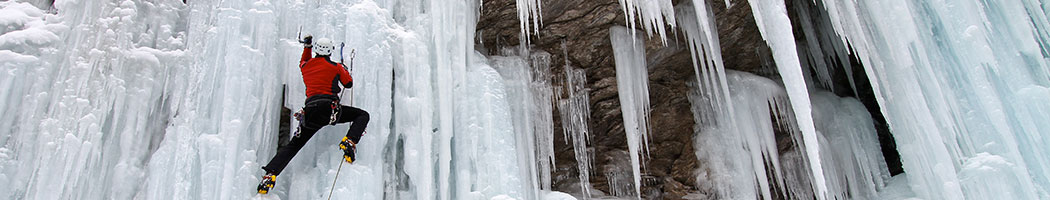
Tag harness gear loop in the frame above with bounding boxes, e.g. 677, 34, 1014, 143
292, 109, 305, 138
329, 100, 340, 125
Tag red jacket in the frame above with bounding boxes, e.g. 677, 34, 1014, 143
300, 47, 352, 98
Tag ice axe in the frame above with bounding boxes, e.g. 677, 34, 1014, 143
336, 43, 357, 103
328, 42, 357, 200
296, 26, 306, 44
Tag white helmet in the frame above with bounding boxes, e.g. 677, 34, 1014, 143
313, 38, 335, 56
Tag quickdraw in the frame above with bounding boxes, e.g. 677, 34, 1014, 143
329, 100, 340, 125
292, 109, 304, 138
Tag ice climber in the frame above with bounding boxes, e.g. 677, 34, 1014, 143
257, 35, 370, 194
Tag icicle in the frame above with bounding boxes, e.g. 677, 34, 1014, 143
816, 0, 1050, 199
557, 58, 592, 198
615, 0, 677, 44
677, 0, 735, 135
744, 0, 829, 198
490, 48, 555, 200
609, 26, 652, 199
689, 70, 788, 200
428, 0, 480, 197
516, 0, 543, 45
791, 0, 858, 95
528, 50, 556, 197
809, 90, 890, 199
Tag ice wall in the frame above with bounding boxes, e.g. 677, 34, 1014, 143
273, 0, 397, 199
815, 0, 1050, 198
1, 0, 570, 199
0, 1, 189, 199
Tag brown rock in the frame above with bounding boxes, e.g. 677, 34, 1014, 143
477, 0, 774, 198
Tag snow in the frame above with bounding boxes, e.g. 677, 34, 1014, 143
0, 1, 43, 27
0, 50, 38, 63
543, 191, 579, 200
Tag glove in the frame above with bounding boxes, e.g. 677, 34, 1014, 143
302, 35, 313, 48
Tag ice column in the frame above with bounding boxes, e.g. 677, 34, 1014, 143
425, 0, 479, 198
745, 0, 828, 198
609, 26, 651, 199
490, 49, 555, 200
390, 0, 438, 198
557, 62, 592, 198
525, 51, 556, 198
450, 51, 529, 200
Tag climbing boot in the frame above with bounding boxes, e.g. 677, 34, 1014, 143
257, 173, 277, 194
339, 136, 356, 163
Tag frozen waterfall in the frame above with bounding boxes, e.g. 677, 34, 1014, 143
0, 0, 565, 199
811, 0, 1050, 199
2, 0, 1050, 199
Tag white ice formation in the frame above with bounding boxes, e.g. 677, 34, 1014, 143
0, 0, 567, 199
2, 0, 1050, 199
616, 0, 676, 44
609, 25, 653, 199
812, 0, 1050, 199
555, 49, 592, 198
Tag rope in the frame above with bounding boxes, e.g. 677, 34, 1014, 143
327, 48, 355, 200
327, 160, 344, 200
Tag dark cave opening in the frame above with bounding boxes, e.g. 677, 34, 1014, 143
786, 0, 905, 176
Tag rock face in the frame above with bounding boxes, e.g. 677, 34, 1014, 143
477, 0, 774, 199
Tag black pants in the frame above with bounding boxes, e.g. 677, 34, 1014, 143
263, 102, 369, 175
